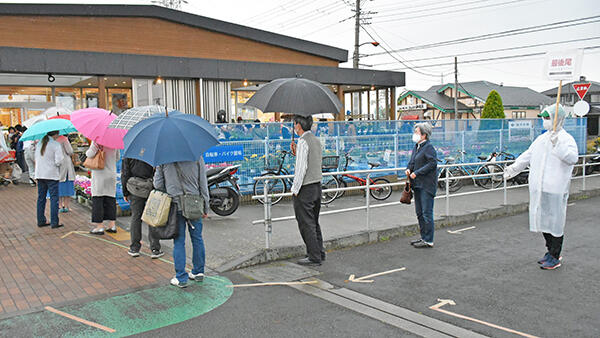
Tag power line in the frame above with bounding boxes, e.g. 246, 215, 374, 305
365, 15, 600, 57
382, 45, 600, 71
279, 1, 347, 31
376, 0, 494, 19
371, 36, 600, 66
245, 0, 305, 21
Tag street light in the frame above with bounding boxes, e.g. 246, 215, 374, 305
353, 41, 379, 68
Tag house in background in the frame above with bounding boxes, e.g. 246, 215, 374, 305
542, 76, 600, 137
398, 81, 553, 120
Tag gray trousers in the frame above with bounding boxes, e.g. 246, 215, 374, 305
129, 195, 161, 252
24, 148, 35, 180
293, 183, 324, 263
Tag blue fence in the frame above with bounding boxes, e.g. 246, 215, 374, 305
205, 118, 587, 194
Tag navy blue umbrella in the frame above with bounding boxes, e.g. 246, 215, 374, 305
123, 112, 219, 167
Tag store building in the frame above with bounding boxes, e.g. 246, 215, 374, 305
398, 81, 553, 120
0, 3, 404, 126
542, 77, 600, 137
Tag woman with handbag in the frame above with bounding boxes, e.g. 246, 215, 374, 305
56, 135, 76, 213
405, 123, 438, 248
86, 141, 119, 235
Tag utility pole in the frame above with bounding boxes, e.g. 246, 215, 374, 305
353, 0, 361, 68
454, 56, 458, 119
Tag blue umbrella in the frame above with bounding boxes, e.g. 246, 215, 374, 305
20, 119, 77, 141
123, 113, 220, 167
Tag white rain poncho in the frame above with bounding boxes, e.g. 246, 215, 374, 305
504, 105, 578, 237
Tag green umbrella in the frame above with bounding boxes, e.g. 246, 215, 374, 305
20, 119, 77, 141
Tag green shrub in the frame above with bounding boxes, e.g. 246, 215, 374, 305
481, 90, 505, 119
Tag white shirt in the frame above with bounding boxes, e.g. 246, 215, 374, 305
34, 138, 64, 180
291, 132, 311, 195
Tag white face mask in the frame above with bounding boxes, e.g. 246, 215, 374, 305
412, 133, 421, 143
543, 119, 553, 131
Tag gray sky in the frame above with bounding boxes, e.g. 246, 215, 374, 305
13, 0, 600, 91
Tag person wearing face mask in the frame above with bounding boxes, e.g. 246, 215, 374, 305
406, 123, 438, 248
504, 104, 578, 270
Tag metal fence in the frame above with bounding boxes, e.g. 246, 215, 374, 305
209, 118, 588, 194
251, 154, 600, 249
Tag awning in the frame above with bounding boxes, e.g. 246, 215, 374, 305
401, 115, 419, 120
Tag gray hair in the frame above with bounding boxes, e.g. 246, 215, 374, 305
414, 122, 433, 139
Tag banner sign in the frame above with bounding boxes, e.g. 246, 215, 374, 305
204, 145, 244, 163
508, 121, 532, 129
398, 103, 427, 111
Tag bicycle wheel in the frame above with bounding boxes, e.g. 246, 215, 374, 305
321, 176, 339, 205
336, 177, 347, 199
253, 173, 286, 205
476, 164, 503, 189
369, 178, 393, 200
438, 168, 463, 193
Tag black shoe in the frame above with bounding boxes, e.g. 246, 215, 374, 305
128, 249, 140, 257
37, 223, 50, 227
413, 241, 434, 248
306, 253, 327, 261
89, 228, 105, 235
410, 239, 423, 245
50, 224, 64, 229
297, 257, 321, 266
151, 250, 165, 259
106, 227, 117, 233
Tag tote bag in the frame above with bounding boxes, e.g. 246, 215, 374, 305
141, 190, 172, 227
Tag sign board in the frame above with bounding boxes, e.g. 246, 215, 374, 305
572, 82, 591, 100
573, 100, 590, 117
545, 49, 583, 81
204, 145, 244, 163
508, 120, 532, 129
398, 103, 427, 111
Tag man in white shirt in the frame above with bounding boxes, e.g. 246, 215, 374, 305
290, 115, 324, 266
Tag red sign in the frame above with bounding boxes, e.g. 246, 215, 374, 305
572, 82, 591, 100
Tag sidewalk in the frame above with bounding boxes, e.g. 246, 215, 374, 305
122, 175, 600, 271
0, 185, 174, 318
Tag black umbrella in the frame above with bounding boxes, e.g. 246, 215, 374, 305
244, 78, 343, 117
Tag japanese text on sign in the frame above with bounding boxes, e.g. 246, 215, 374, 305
204, 145, 244, 163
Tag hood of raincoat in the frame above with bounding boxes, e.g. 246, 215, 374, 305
538, 104, 567, 131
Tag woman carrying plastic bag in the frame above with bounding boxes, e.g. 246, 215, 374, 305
504, 104, 578, 270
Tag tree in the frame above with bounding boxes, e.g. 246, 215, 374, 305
481, 90, 505, 119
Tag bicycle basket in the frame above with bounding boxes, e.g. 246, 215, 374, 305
265, 153, 284, 171
322, 155, 340, 170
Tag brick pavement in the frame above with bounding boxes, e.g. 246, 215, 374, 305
0, 184, 175, 317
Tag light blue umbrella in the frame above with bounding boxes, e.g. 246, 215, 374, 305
20, 119, 77, 141
123, 112, 219, 167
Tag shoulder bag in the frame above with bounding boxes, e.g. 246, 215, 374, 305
150, 202, 179, 240
400, 181, 413, 205
127, 177, 154, 199
174, 162, 204, 221
83, 145, 105, 170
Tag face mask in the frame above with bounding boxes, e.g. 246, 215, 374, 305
412, 133, 421, 143
543, 119, 553, 130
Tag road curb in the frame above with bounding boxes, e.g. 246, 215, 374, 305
215, 187, 600, 272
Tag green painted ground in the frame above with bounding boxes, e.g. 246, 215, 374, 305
0, 276, 233, 337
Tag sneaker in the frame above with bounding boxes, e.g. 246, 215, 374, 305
410, 239, 423, 246
537, 253, 563, 265
413, 241, 433, 248
189, 272, 204, 282
50, 224, 64, 229
106, 227, 117, 233
127, 249, 140, 257
170, 277, 187, 288
297, 257, 321, 266
540, 256, 562, 270
151, 250, 164, 259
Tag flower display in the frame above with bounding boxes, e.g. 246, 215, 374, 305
74, 175, 92, 197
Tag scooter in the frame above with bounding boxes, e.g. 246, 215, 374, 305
585, 145, 600, 175
207, 165, 241, 216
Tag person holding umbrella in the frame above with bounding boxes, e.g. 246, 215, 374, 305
290, 115, 325, 266
504, 104, 578, 270
34, 130, 64, 229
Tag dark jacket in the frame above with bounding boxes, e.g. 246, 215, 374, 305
407, 140, 438, 195
121, 158, 154, 198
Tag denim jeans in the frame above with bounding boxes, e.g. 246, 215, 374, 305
173, 212, 205, 283
414, 187, 435, 244
37, 179, 59, 226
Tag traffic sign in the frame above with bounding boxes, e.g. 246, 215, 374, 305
573, 100, 590, 117
572, 82, 591, 100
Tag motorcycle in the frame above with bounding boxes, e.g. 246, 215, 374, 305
207, 165, 241, 216
585, 145, 600, 175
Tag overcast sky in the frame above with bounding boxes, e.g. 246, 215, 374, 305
12, 0, 600, 91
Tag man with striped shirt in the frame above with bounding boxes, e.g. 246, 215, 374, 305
290, 115, 324, 266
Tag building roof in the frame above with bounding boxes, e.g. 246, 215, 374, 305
436, 81, 553, 108
0, 3, 348, 63
541, 80, 600, 96
399, 90, 472, 113
0, 46, 405, 87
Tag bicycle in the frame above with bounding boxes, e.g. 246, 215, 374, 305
496, 151, 529, 185
437, 150, 504, 192
253, 150, 341, 205
331, 152, 393, 201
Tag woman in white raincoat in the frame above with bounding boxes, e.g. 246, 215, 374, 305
504, 104, 578, 270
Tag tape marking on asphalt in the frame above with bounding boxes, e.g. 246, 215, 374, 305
227, 280, 319, 288
45, 306, 116, 333
429, 299, 539, 338
447, 226, 476, 234
346, 267, 406, 283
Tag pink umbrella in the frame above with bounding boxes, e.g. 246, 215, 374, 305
70, 108, 127, 149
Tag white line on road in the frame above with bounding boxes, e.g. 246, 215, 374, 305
447, 226, 476, 234
346, 267, 406, 283
227, 280, 319, 288
429, 299, 539, 338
